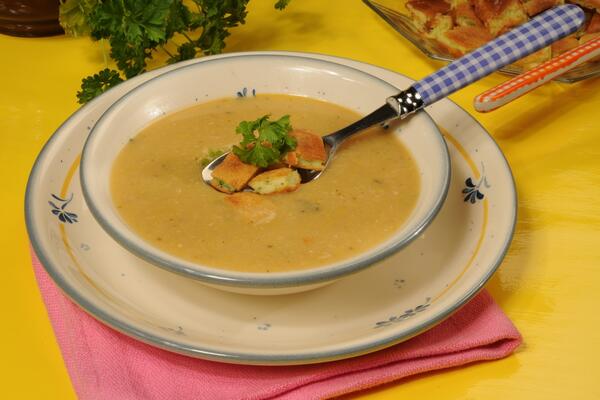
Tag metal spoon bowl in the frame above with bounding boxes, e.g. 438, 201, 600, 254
201, 100, 405, 187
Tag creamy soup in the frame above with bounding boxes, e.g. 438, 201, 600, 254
111, 95, 420, 273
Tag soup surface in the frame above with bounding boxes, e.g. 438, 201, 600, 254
111, 95, 420, 273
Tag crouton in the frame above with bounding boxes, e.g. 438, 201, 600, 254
284, 130, 327, 171
472, 0, 528, 36
225, 192, 276, 224
210, 153, 259, 194
248, 168, 301, 195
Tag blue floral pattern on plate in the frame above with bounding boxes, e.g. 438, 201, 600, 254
374, 298, 432, 328
49, 194, 78, 224
236, 87, 256, 97
463, 164, 490, 204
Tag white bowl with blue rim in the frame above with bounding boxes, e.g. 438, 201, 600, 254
80, 54, 451, 295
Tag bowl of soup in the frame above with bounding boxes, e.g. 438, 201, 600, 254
80, 54, 451, 295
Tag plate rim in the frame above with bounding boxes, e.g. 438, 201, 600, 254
25, 50, 517, 365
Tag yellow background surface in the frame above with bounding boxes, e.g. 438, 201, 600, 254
1, 1, 599, 398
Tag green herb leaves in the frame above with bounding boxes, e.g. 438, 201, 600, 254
77, 68, 124, 104
59, 0, 292, 104
274, 0, 292, 10
88, 0, 177, 79
199, 148, 226, 167
59, 0, 98, 37
232, 115, 297, 168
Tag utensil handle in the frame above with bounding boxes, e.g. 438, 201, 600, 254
386, 4, 584, 114
474, 36, 600, 112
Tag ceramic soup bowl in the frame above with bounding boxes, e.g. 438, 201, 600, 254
80, 54, 450, 295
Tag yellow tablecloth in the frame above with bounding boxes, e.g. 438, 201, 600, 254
2, 1, 599, 398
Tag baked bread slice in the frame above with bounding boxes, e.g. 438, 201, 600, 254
579, 31, 600, 44
586, 12, 600, 33
511, 46, 551, 69
450, 0, 484, 27
406, 0, 452, 31
400, 0, 598, 71
471, 0, 528, 36
580, 12, 600, 53
569, 0, 600, 12
426, 14, 454, 39
435, 25, 493, 56
552, 34, 580, 56
521, 0, 564, 16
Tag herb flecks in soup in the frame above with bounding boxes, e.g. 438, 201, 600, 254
111, 95, 420, 273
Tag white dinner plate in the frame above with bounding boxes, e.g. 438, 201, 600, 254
25, 51, 516, 365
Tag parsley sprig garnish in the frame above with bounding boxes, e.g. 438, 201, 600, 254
76, 68, 124, 103
232, 115, 297, 168
58, 0, 292, 104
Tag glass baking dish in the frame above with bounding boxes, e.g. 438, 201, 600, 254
363, 0, 600, 83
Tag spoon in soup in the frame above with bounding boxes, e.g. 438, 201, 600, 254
203, 5, 584, 188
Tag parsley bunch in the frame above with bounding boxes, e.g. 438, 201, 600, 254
58, 0, 292, 104
232, 115, 297, 168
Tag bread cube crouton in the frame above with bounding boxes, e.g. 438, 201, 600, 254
472, 0, 528, 36
210, 153, 259, 194
225, 192, 276, 224
248, 168, 301, 195
284, 130, 327, 171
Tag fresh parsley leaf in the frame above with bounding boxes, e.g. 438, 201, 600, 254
274, 0, 291, 10
109, 39, 153, 78
232, 115, 296, 168
191, 0, 250, 55
77, 68, 124, 104
89, 0, 172, 45
167, 42, 197, 64
165, 0, 192, 38
59, 0, 293, 102
59, 0, 98, 36
88, 0, 173, 78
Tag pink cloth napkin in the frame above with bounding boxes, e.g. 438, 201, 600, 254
31, 252, 521, 400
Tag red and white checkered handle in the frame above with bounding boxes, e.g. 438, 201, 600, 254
474, 36, 600, 112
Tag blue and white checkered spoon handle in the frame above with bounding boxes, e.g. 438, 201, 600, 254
387, 4, 585, 114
